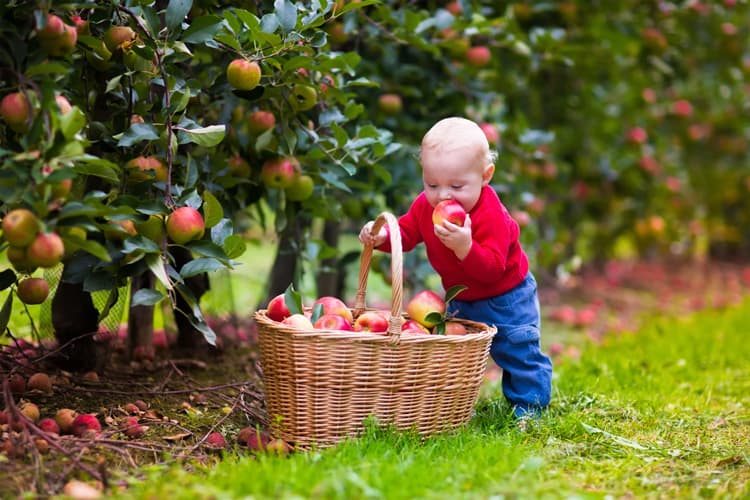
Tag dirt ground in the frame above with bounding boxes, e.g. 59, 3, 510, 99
1, 258, 749, 498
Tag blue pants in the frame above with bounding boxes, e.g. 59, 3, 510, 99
448, 272, 552, 417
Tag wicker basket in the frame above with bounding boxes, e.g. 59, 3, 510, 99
254, 212, 497, 449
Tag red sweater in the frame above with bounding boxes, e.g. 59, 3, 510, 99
379, 186, 529, 301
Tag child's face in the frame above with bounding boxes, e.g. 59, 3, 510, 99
421, 146, 494, 212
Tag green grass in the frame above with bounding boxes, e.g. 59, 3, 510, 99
109, 300, 750, 499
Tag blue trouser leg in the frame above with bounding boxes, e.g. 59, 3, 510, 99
448, 273, 553, 417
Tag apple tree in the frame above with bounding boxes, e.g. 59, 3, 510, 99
0, 0, 395, 368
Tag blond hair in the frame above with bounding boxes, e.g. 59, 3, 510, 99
420, 117, 496, 169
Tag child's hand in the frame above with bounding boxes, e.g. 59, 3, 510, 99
359, 221, 387, 247
434, 214, 472, 260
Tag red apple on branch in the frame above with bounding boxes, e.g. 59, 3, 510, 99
2, 208, 40, 246
378, 93, 403, 115
248, 110, 276, 134
1, 92, 33, 133
261, 157, 300, 189
227, 59, 262, 91
166, 207, 205, 244
27, 232, 65, 268
17, 278, 50, 305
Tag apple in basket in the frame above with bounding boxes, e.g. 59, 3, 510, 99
353, 311, 389, 333
401, 319, 431, 334
443, 321, 467, 335
314, 313, 353, 331
406, 290, 446, 328
281, 314, 314, 330
312, 296, 353, 323
267, 293, 291, 322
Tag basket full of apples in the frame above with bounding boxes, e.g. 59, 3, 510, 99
254, 212, 496, 450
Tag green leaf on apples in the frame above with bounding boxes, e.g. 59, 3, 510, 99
0, 292, 12, 337
445, 285, 468, 304
425, 312, 444, 325
131, 288, 165, 307
310, 303, 324, 324
434, 322, 446, 335
177, 125, 226, 147
180, 257, 226, 279
202, 190, 223, 228
284, 283, 303, 316
166, 0, 193, 31
0, 270, 16, 291
117, 123, 160, 147
182, 15, 223, 43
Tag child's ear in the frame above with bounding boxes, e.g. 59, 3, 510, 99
482, 164, 495, 185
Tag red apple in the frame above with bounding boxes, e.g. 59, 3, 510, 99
1, 92, 33, 133
260, 157, 300, 189
2, 208, 40, 246
465, 46, 491, 67
120, 416, 146, 438
36, 14, 65, 40
166, 207, 205, 244
38, 417, 60, 435
401, 319, 431, 334
432, 200, 466, 227
406, 290, 446, 328
446, 1, 462, 15
671, 99, 693, 117
314, 313, 353, 331
55, 409, 78, 434
72, 414, 101, 437
248, 110, 276, 134
27, 232, 65, 268
282, 313, 314, 330
511, 210, 531, 227
27, 372, 53, 393
227, 59, 261, 91
378, 93, 403, 115
205, 432, 227, 449
444, 321, 467, 335
17, 277, 49, 305
266, 438, 291, 455
626, 127, 648, 145
70, 15, 90, 36
479, 122, 500, 146
266, 293, 292, 322
353, 311, 389, 333
312, 296, 354, 323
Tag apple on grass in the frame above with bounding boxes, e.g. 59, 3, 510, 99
353, 311, 389, 333
314, 313, 353, 331
406, 290, 446, 328
432, 200, 467, 227
312, 296, 354, 323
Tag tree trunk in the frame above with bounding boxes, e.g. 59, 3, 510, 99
51, 280, 99, 372
315, 219, 343, 298
128, 271, 155, 360
171, 246, 213, 353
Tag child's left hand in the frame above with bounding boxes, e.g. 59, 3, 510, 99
434, 214, 472, 260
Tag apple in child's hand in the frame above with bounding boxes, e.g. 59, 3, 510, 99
267, 293, 291, 322
312, 296, 354, 323
282, 314, 314, 330
314, 313, 353, 331
353, 311, 389, 333
406, 290, 446, 328
432, 200, 466, 227
401, 319, 431, 334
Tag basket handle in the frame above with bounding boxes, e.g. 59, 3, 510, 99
354, 212, 403, 343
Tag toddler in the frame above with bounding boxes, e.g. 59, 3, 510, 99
359, 117, 552, 418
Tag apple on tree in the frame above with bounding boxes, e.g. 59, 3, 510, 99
166, 207, 205, 245
285, 175, 314, 202
378, 93, 402, 115
17, 278, 50, 305
1, 92, 33, 133
227, 59, 262, 91
260, 157, 300, 189
2, 208, 40, 247
27, 232, 65, 268
248, 110, 276, 135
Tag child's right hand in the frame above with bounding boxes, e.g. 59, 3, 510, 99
359, 221, 387, 247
